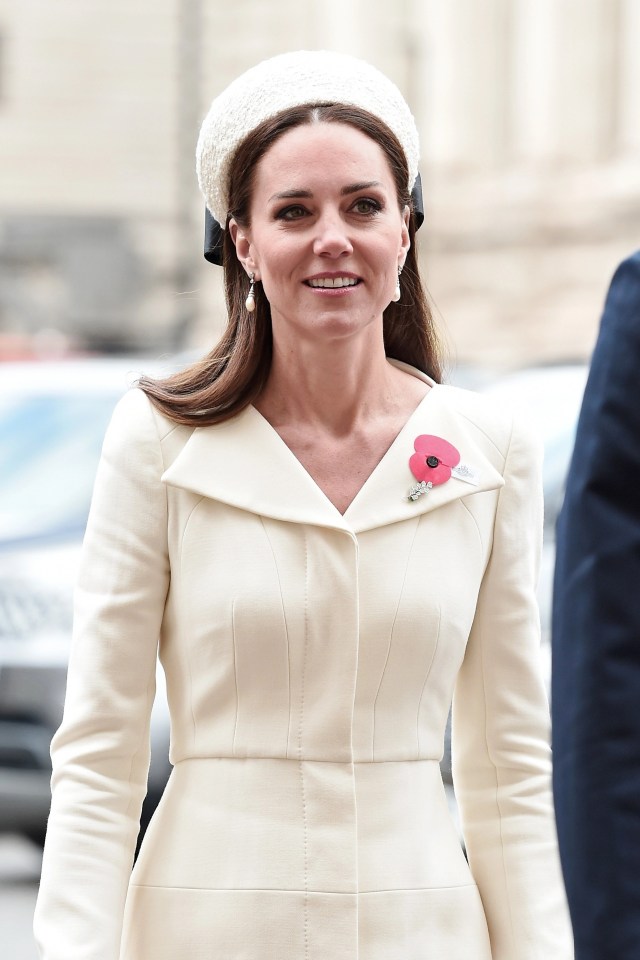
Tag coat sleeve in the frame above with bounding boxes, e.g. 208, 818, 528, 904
552, 252, 640, 960
452, 413, 573, 960
34, 388, 170, 960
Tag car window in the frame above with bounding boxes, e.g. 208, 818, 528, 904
0, 394, 119, 542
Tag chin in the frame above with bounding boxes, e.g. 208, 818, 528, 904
308, 314, 377, 341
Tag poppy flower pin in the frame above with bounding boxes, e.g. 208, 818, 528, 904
407, 435, 461, 501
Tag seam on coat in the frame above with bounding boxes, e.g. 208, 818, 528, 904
260, 517, 292, 759
179, 495, 207, 555
358, 883, 479, 894
144, 390, 181, 444
128, 881, 479, 893
160, 423, 180, 441
416, 596, 442, 755
173, 754, 443, 765
458, 410, 508, 461
297, 531, 310, 960
458, 499, 484, 552
180, 494, 207, 751
157, 421, 180, 442
371, 517, 420, 761
231, 599, 239, 756
476, 414, 517, 952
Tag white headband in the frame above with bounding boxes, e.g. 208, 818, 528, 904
196, 50, 420, 226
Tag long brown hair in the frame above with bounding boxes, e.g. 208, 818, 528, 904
139, 103, 442, 425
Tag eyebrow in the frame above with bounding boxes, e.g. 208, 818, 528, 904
268, 181, 384, 203
341, 181, 383, 195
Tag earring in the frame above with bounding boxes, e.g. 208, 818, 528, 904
245, 272, 256, 313
392, 265, 402, 303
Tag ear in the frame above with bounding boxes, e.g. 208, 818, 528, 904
399, 205, 411, 267
228, 218, 260, 279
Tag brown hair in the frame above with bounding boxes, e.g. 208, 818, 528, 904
139, 103, 442, 425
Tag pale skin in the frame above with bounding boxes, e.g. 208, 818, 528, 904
230, 121, 431, 515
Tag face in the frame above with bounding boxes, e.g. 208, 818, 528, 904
230, 121, 410, 347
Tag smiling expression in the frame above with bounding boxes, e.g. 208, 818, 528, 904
230, 121, 410, 347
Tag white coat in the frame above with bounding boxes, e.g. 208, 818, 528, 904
34, 363, 573, 959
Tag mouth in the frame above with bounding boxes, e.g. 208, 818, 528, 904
303, 275, 362, 289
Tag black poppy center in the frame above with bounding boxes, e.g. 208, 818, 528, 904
426, 455, 439, 468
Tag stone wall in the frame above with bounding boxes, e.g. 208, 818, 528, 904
0, 0, 638, 367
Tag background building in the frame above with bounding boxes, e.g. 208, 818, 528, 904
0, 0, 638, 369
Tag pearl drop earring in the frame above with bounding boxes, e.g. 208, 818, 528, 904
245, 273, 256, 313
392, 265, 403, 303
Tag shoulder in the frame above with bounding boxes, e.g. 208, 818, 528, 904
597, 249, 640, 344
103, 388, 194, 471
433, 382, 542, 468
108, 387, 174, 438
609, 249, 640, 294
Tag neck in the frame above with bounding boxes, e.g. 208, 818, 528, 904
256, 331, 404, 436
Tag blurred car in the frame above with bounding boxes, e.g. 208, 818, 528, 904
0, 356, 176, 845
481, 363, 589, 661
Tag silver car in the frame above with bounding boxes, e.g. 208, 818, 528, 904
0, 357, 173, 845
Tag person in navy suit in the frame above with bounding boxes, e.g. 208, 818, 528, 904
552, 250, 640, 959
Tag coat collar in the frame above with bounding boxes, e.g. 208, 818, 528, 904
161, 372, 505, 535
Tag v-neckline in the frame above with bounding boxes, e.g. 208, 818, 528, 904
249, 376, 438, 518
161, 369, 507, 534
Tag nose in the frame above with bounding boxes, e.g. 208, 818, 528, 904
312, 209, 353, 258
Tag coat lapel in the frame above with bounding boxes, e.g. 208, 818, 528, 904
344, 384, 505, 532
161, 404, 353, 532
161, 381, 505, 534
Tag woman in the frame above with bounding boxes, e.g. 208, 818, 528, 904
34, 51, 573, 959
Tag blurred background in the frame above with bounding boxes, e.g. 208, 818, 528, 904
2, 0, 639, 364
1, 2, 639, 956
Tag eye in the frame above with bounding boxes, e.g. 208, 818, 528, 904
275, 204, 308, 221
352, 197, 382, 216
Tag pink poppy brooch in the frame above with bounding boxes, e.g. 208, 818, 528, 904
407, 435, 478, 501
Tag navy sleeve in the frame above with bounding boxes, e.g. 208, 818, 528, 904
552, 251, 640, 959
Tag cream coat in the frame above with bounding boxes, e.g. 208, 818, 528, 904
34, 364, 573, 959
